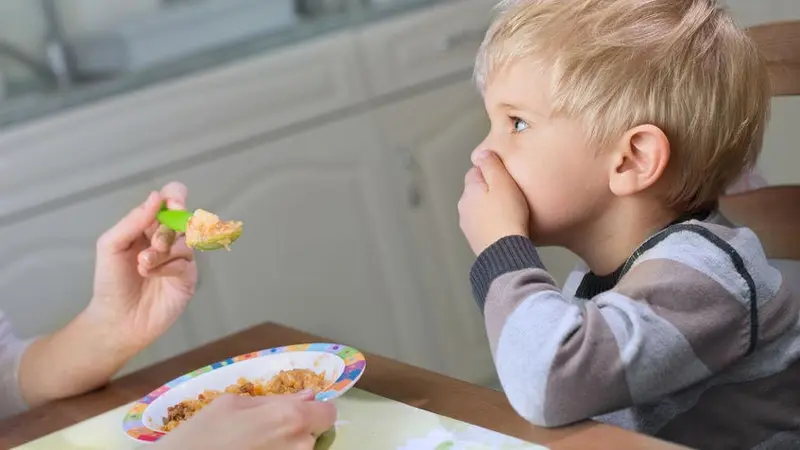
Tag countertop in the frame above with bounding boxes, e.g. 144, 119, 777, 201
0, 0, 451, 131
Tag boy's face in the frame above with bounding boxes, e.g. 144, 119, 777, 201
475, 60, 612, 245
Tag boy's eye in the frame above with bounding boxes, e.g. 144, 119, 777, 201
511, 117, 529, 133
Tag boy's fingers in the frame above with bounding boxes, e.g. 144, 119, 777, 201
464, 167, 488, 191
98, 192, 161, 253
475, 151, 513, 188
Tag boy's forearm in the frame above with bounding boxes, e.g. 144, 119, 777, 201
470, 235, 756, 428
472, 237, 636, 427
17, 306, 139, 408
471, 236, 594, 426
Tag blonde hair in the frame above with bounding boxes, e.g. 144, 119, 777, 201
475, 0, 771, 211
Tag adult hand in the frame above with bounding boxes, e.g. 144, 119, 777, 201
154, 391, 337, 450
458, 150, 530, 255
18, 182, 199, 408
89, 181, 198, 351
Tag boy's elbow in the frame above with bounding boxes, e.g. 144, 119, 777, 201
495, 358, 589, 428
501, 381, 560, 428
502, 383, 593, 428
505, 392, 549, 427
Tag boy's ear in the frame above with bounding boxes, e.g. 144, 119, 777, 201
608, 124, 670, 197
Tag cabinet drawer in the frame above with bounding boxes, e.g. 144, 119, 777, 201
356, 0, 497, 97
0, 31, 367, 219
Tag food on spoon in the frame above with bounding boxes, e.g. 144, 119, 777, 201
160, 369, 329, 432
185, 209, 243, 251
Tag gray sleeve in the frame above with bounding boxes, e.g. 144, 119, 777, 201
0, 310, 34, 420
470, 233, 763, 427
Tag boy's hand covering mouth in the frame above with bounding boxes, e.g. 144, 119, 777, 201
458, 150, 530, 255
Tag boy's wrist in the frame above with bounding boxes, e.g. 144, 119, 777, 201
469, 235, 544, 309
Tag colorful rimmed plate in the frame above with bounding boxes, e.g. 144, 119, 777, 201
122, 342, 366, 444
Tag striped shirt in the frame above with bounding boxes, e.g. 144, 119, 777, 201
470, 211, 800, 449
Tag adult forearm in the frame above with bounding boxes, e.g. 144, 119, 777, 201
719, 185, 800, 260
17, 306, 139, 408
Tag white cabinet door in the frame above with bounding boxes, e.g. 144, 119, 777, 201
356, 0, 497, 97
142, 113, 427, 369
371, 79, 496, 384
0, 31, 367, 221
0, 112, 429, 375
373, 78, 580, 384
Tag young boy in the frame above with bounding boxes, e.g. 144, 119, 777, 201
458, 0, 800, 448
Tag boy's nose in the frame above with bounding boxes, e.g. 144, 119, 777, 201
470, 144, 490, 166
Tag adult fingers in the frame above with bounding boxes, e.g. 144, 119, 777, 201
139, 258, 191, 278
160, 181, 188, 211
290, 436, 318, 450
300, 401, 337, 437
291, 390, 316, 401
150, 224, 177, 253
97, 191, 161, 254
138, 240, 194, 274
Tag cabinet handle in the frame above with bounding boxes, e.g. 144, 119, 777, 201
397, 148, 423, 208
437, 28, 488, 52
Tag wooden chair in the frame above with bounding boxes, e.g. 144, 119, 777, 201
720, 20, 800, 260
747, 19, 800, 96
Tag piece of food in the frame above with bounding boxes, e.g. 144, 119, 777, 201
160, 369, 328, 431
184, 208, 243, 251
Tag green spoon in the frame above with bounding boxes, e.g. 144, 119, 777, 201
156, 206, 193, 233
156, 204, 243, 251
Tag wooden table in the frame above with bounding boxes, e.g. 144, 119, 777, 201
0, 322, 686, 449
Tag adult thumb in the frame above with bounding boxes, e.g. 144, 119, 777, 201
474, 151, 512, 188
98, 191, 162, 253
290, 389, 317, 401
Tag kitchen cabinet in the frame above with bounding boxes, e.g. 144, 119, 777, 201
0, 31, 367, 220
356, 0, 497, 97
368, 79, 580, 385
371, 79, 496, 384
0, 30, 377, 376
0, 0, 584, 384
0, 111, 432, 377
141, 113, 432, 372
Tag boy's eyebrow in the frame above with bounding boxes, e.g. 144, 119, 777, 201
499, 101, 546, 117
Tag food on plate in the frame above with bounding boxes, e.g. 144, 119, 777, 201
184, 208, 243, 251
160, 369, 328, 431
